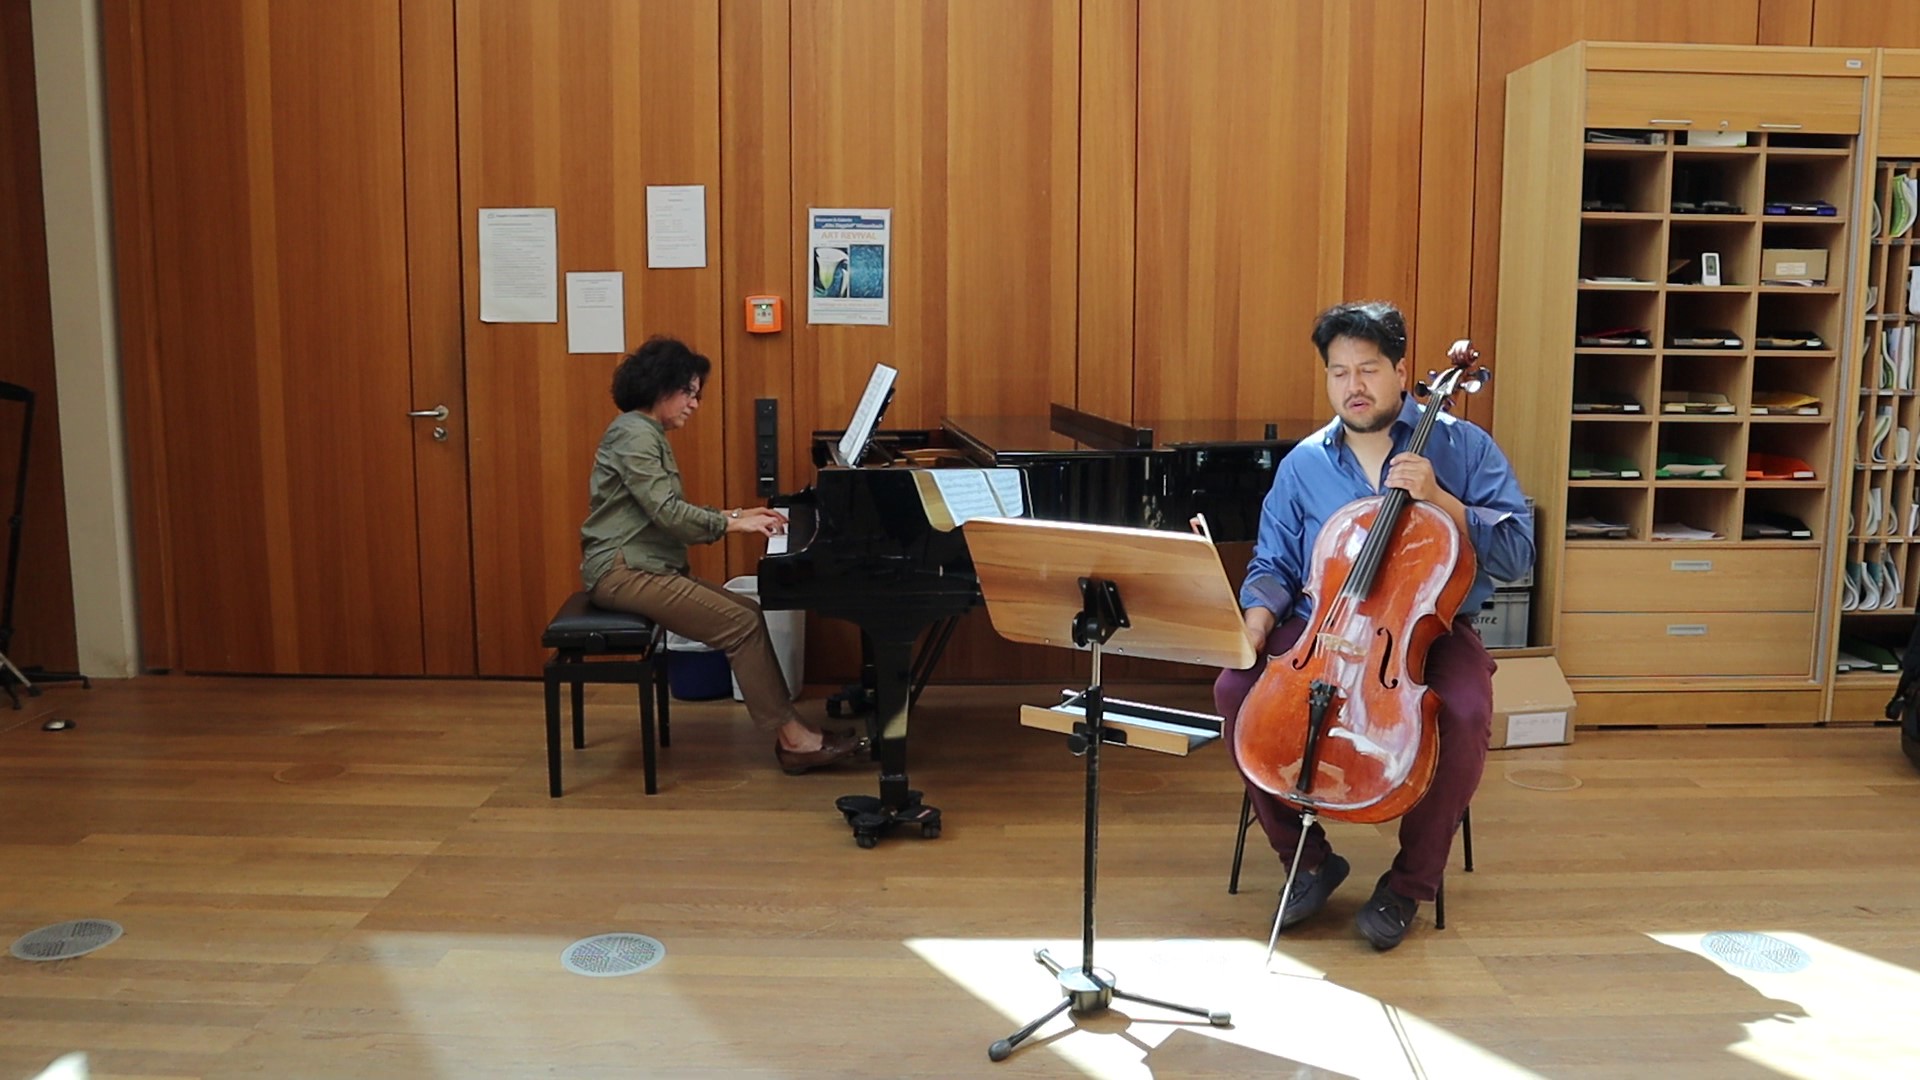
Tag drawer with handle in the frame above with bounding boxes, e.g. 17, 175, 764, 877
1559, 612, 1814, 678
1561, 548, 1820, 613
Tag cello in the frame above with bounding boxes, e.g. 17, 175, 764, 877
1231, 341, 1487, 950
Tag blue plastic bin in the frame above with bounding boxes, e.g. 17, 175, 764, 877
665, 631, 732, 701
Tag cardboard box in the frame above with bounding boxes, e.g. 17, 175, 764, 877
1761, 247, 1828, 283
1490, 656, 1576, 749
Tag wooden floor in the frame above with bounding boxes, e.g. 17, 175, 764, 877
1, 676, 1918, 1079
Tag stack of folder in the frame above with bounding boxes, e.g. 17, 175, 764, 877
1741, 511, 1812, 539
1661, 390, 1735, 414
1750, 390, 1820, 415
1841, 553, 1906, 611
1836, 637, 1903, 673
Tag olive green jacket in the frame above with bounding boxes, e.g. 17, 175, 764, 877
580, 412, 725, 586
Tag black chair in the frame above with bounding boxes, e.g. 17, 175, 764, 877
542, 592, 672, 796
1227, 791, 1474, 929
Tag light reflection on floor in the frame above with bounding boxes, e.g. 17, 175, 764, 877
1648, 931, 1920, 1080
907, 936, 1547, 1079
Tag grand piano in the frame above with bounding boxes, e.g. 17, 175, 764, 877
759, 396, 1313, 847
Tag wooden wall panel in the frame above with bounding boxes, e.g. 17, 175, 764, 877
719, 0, 795, 584
1811, 1, 1920, 47
788, 0, 1083, 684
1133, 0, 1425, 430
1759, 0, 1814, 45
0, 0, 79, 672
123, 0, 426, 674
1077, 0, 1136, 422
400, 0, 475, 675
459, 1, 725, 676
1416, 0, 1486, 428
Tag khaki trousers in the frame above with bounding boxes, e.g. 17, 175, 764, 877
589, 554, 800, 732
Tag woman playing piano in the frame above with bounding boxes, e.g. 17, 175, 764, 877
580, 335, 865, 774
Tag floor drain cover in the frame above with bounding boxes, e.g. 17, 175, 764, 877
561, 933, 665, 977
1504, 767, 1582, 791
1702, 931, 1811, 974
11, 920, 123, 961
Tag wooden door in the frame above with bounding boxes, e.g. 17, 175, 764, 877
457, 1, 726, 676
109, 0, 471, 674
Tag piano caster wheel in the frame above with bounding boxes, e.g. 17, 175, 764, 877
921, 822, 941, 839
856, 833, 879, 849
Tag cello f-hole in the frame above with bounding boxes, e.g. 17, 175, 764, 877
1374, 625, 1400, 689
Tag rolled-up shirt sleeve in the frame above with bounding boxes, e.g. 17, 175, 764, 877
612, 432, 726, 544
1238, 462, 1304, 616
1460, 432, 1535, 585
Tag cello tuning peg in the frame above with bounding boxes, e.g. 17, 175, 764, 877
1462, 376, 1485, 394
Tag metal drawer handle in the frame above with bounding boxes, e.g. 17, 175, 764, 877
1666, 624, 1709, 637
1670, 560, 1713, 572
1760, 123, 1804, 130
1649, 118, 1692, 126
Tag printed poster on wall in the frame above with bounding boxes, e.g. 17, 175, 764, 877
807, 209, 890, 325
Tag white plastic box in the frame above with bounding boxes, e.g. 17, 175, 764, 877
724, 575, 803, 701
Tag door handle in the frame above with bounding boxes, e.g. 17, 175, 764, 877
408, 405, 450, 421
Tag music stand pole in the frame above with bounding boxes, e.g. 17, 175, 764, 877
963, 518, 1251, 1063
988, 578, 1230, 1061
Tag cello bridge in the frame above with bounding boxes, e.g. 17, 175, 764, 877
1314, 632, 1365, 659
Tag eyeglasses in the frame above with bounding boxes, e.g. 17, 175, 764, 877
681, 383, 704, 402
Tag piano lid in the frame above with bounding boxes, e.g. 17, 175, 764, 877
942, 405, 1319, 462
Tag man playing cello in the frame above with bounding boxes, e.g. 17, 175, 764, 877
1215, 301, 1535, 950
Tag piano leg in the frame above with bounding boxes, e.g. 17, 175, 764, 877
833, 632, 941, 848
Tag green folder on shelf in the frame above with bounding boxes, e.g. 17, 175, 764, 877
1570, 450, 1642, 479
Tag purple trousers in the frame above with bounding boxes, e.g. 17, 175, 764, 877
1214, 615, 1495, 902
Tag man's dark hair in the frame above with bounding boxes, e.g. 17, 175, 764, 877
612, 335, 712, 412
1311, 301, 1408, 364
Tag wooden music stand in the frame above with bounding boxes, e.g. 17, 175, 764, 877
963, 516, 1252, 1063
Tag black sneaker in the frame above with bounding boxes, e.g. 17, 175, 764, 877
1277, 852, 1349, 929
1355, 873, 1419, 950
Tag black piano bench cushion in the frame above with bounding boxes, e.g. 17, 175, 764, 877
542, 592, 659, 653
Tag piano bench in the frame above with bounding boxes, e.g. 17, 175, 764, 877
1226, 792, 1474, 929
542, 592, 672, 797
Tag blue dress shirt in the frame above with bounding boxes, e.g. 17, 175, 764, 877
1240, 392, 1535, 624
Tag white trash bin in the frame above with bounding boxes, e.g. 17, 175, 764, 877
725, 575, 803, 701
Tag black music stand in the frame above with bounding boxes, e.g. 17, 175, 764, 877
964, 517, 1254, 1062
0, 382, 89, 708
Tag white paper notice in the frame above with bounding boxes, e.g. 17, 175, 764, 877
478, 208, 557, 322
646, 185, 707, 268
566, 272, 625, 354
985, 469, 1026, 516
807, 208, 891, 325
930, 470, 1001, 527
1505, 711, 1568, 747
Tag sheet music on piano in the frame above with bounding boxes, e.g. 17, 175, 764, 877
911, 468, 1029, 530
833, 363, 899, 467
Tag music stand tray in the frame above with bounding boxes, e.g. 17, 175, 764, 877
964, 516, 1253, 1062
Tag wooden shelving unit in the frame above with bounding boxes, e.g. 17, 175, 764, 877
1495, 42, 1872, 727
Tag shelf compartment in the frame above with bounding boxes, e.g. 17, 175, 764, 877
1572, 352, 1655, 417
1755, 291, 1844, 353
1576, 290, 1659, 349
1762, 155, 1852, 214
1751, 355, 1836, 417
1663, 290, 1752, 348
1656, 419, 1744, 483
1579, 217, 1664, 284
1565, 486, 1647, 543
1671, 153, 1761, 217
1570, 419, 1652, 480
1653, 486, 1738, 541
1658, 353, 1745, 418
1583, 151, 1668, 214
1741, 486, 1824, 543
1745, 421, 1829, 482
1668, 219, 1758, 286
